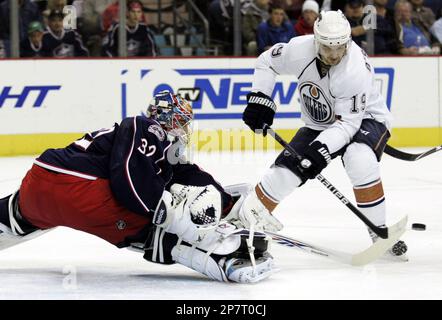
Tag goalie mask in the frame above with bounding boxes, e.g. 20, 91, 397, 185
313, 10, 351, 66
146, 91, 194, 144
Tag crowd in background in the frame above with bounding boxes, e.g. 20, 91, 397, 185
0, 0, 440, 58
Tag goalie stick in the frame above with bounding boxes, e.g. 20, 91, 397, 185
263, 124, 407, 239
267, 215, 407, 266
384, 144, 442, 161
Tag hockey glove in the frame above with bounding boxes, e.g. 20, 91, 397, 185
153, 184, 222, 244
243, 91, 277, 136
298, 141, 332, 179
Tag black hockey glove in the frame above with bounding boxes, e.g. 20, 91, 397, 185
243, 91, 277, 136
298, 141, 332, 179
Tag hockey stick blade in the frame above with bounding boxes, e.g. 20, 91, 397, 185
267, 215, 407, 266
384, 144, 442, 161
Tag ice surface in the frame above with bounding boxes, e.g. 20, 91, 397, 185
0, 148, 441, 299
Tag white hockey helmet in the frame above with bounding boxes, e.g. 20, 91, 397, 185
313, 10, 351, 64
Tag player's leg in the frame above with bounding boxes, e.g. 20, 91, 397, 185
225, 127, 320, 231
342, 119, 407, 260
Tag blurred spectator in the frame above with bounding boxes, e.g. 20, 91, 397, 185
242, 0, 270, 55
208, 0, 251, 55
270, 0, 308, 22
410, 0, 436, 32
0, 39, 5, 58
42, 9, 89, 57
33, 0, 49, 14
20, 21, 44, 57
80, 0, 114, 56
373, 0, 402, 54
102, 0, 148, 33
47, 0, 67, 11
208, 0, 229, 52
430, 9, 442, 42
102, 1, 119, 32
103, 0, 157, 57
345, 0, 365, 48
346, 0, 401, 54
0, 0, 42, 56
82, 0, 115, 34
294, 0, 319, 36
256, 5, 295, 53
409, 0, 440, 49
395, 0, 440, 55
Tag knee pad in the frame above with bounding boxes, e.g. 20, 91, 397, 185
343, 143, 380, 186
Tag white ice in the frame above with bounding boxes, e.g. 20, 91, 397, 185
0, 148, 441, 300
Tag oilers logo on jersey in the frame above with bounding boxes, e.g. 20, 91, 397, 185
299, 82, 334, 124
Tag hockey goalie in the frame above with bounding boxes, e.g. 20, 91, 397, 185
0, 91, 278, 283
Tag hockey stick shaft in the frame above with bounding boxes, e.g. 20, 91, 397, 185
263, 124, 390, 239
384, 144, 442, 161
267, 214, 407, 266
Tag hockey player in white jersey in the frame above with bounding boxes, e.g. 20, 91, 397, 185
235, 10, 408, 259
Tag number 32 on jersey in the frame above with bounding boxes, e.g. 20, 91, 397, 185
138, 138, 156, 157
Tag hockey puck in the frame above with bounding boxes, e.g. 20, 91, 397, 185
411, 223, 426, 231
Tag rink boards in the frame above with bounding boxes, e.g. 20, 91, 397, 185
0, 56, 441, 156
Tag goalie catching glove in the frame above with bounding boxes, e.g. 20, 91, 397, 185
153, 184, 222, 244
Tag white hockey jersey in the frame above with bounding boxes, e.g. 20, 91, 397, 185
251, 35, 392, 154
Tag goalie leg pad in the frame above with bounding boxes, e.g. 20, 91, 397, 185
171, 223, 276, 283
143, 226, 178, 265
0, 192, 49, 251
0, 191, 38, 236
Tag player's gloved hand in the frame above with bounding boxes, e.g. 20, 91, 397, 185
153, 184, 222, 243
298, 141, 331, 179
243, 91, 277, 136
224, 188, 283, 232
